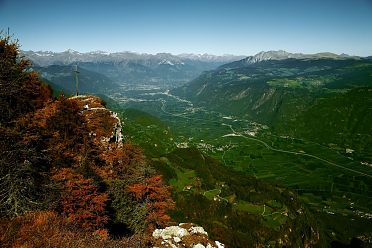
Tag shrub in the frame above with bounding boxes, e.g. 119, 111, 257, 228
128, 175, 175, 232
107, 180, 147, 234
52, 169, 109, 230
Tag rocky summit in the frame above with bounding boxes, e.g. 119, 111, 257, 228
153, 223, 225, 248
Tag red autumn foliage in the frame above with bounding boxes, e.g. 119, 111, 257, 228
96, 142, 146, 180
99, 144, 124, 169
53, 169, 109, 230
84, 108, 117, 140
0, 211, 153, 248
22, 71, 53, 110
45, 96, 90, 168
0, 37, 53, 126
121, 143, 145, 167
128, 175, 175, 231
93, 228, 109, 241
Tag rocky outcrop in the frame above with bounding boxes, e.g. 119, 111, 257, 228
71, 95, 123, 147
109, 111, 123, 145
153, 223, 224, 248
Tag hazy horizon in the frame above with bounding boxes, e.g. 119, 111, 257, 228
1, 0, 372, 56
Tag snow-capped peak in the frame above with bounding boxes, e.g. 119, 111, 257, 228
89, 50, 110, 55
159, 59, 175, 66
238, 50, 361, 66
65, 49, 80, 54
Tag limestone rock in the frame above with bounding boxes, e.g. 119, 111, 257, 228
153, 226, 190, 240
152, 223, 224, 248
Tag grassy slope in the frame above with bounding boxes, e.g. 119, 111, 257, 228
274, 87, 372, 161
153, 148, 319, 247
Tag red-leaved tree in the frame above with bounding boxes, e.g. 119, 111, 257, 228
128, 175, 175, 232
53, 169, 109, 230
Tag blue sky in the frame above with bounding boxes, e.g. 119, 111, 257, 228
1, 0, 372, 56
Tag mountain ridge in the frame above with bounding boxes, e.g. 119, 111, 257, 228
34, 64, 119, 95
21, 50, 246, 67
23, 50, 247, 87
220, 50, 362, 69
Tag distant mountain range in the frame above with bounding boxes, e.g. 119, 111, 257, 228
24, 49, 363, 68
22, 50, 246, 66
23, 50, 245, 88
